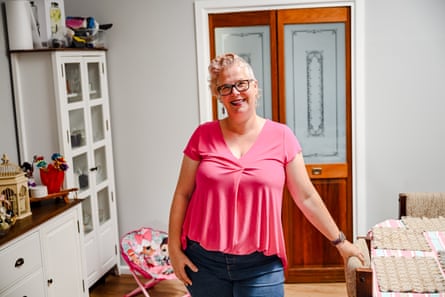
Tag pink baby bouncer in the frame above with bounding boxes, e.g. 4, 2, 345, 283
120, 227, 190, 297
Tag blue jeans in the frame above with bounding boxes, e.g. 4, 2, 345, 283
184, 239, 284, 297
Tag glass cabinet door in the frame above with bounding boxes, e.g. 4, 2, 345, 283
65, 62, 83, 103
87, 62, 102, 100
73, 153, 90, 191
94, 146, 108, 184
81, 196, 93, 234
91, 105, 105, 143
69, 108, 86, 149
97, 187, 111, 226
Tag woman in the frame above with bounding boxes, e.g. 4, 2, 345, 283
168, 53, 364, 297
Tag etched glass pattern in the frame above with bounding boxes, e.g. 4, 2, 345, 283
284, 23, 346, 164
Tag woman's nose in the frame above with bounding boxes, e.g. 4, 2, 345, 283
231, 86, 241, 95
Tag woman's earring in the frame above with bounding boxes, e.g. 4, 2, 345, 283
221, 106, 226, 115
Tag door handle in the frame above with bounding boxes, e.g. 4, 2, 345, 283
312, 167, 322, 175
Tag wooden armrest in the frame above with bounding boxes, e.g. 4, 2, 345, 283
356, 267, 372, 297
399, 193, 407, 218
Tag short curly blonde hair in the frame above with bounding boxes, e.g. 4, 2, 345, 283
208, 53, 256, 97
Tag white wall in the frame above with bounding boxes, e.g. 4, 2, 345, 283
0, 0, 443, 247
0, 2, 18, 163
364, 0, 445, 227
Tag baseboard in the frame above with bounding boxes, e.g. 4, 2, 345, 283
117, 263, 131, 275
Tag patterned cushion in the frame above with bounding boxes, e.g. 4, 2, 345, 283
120, 227, 177, 280
405, 192, 445, 218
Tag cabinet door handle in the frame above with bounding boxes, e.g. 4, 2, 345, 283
90, 166, 98, 172
14, 257, 24, 267
312, 167, 322, 175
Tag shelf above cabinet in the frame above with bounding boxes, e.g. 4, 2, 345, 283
29, 188, 78, 204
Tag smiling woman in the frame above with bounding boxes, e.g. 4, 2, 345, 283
167, 52, 362, 297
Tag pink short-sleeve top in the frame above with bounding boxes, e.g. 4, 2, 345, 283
181, 119, 301, 267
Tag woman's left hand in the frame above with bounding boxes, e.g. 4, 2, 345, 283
335, 240, 365, 265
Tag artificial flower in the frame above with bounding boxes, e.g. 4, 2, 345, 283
34, 153, 69, 172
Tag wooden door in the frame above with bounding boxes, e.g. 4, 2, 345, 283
209, 6, 352, 283
278, 7, 352, 282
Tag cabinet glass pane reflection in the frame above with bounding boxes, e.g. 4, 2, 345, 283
65, 63, 83, 103
82, 196, 93, 234
94, 146, 107, 184
73, 153, 89, 191
91, 105, 104, 142
97, 187, 110, 225
88, 62, 102, 100
69, 108, 86, 148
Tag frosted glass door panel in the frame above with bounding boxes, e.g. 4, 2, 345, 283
91, 105, 105, 142
82, 196, 93, 234
73, 153, 90, 191
284, 23, 346, 164
94, 146, 107, 185
65, 63, 83, 103
215, 26, 272, 119
87, 62, 102, 100
97, 187, 110, 225
69, 109, 86, 148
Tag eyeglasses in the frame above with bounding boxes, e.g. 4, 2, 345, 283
216, 79, 254, 96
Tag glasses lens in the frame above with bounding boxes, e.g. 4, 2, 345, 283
218, 85, 232, 96
235, 80, 249, 92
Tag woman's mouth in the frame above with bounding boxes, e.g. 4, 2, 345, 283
230, 99, 245, 106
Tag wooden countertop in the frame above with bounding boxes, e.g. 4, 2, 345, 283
0, 198, 82, 247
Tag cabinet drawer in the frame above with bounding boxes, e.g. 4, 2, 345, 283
0, 231, 42, 290
1, 269, 45, 297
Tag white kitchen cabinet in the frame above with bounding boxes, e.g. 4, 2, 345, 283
41, 207, 86, 297
0, 202, 87, 297
10, 49, 120, 287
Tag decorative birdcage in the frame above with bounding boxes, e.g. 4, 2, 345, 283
0, 154, 31, 219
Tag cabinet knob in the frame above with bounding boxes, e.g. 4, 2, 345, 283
312, 167, 322, 175
48, 278, 54, 286
14, 257, 24, 267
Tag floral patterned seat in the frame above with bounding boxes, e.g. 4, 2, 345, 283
120, 227, 189, 297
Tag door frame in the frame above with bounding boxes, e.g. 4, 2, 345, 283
194, 0, 368, 237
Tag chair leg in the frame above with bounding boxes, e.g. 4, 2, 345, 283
356, 267, 373, 297
124, 269, 161, 297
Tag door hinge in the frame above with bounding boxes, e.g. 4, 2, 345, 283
115, 244, 118, 255
77, 220, 80, 233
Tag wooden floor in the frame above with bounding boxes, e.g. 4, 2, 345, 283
89, 274, 347, 297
